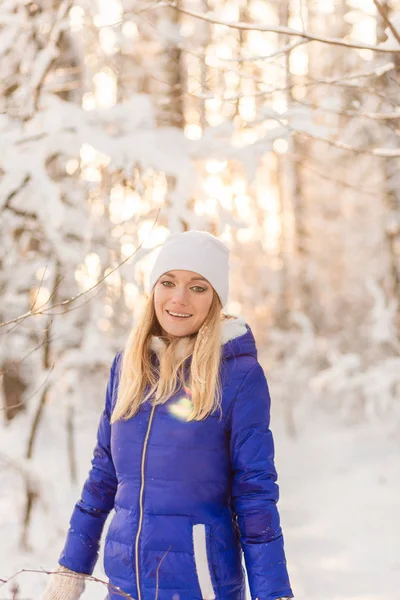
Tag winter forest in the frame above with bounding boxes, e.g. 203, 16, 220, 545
1, 0, 400, 598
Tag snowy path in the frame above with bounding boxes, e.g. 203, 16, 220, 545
275, 415, 400, 600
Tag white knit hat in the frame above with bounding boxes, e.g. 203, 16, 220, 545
149, 231, 230, 307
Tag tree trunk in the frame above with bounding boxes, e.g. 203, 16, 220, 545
20, 261, 62, 550
1, 361, 27, 422
276, 0, 304, 328
376, 1, 400, 336
156, 2, 184, 129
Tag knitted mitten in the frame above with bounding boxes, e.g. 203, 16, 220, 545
42, 564, 86, 600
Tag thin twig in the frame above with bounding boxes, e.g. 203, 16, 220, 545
285, 121, 400, 158
0, 208, 161, 329
219, 38, 311, 62
154, 547, 171, 600
29, 266, 48, 312
0, 568, 135, 598
163, 2, 400, 53
373, 0, 400, 46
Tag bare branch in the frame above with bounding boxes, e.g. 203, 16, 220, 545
29, 266, 49, 312
163, 2, 400, 54
0, 208, 161, 329
289, 151, 384, 197
258, 111, 400, 158
2, 174, 31, 212
220, 38, 311, 62
373, 0, 400, 47
0, 568, 135, 598
185, 63, 396, 116
294, 129, 400, 158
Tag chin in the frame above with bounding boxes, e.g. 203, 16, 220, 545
164, 325, 194, 338
158, 318, 196, 338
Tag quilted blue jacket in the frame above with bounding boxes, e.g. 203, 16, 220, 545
59, 318, 293, 600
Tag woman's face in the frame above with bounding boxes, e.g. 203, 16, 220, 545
154, 270, 214, 339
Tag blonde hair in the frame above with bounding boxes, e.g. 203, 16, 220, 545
110, 290, 223, 423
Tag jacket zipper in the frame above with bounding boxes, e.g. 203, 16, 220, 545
135, 403, 156, 600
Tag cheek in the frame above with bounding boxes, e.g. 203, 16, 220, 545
195, 292, 213, 317
153, 288, 166, 316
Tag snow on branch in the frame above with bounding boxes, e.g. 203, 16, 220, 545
15, 0, 73, 117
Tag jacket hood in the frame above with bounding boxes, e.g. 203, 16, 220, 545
150, 315, 257, 361
220, 316, 258, 360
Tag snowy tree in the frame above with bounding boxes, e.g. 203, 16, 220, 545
1, 1, 400, 598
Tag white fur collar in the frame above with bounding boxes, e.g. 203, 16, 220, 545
150, 315, 247, 358
220, 315, 247, 344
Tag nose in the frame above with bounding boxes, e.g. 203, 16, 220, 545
171, 286, 189, 306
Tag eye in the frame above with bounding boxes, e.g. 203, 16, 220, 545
160, 280, 174, 287
190, 285, 206, 293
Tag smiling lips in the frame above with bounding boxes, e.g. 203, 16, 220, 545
166, 310, 192, 318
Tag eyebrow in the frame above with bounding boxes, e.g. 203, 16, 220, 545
163, 272, 209, 282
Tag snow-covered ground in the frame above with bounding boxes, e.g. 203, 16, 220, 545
1, 409, 399, 600
276, 413, 400, 600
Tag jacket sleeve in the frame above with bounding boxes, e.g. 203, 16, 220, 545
229, 362, 294, 600
58, 353, 120, 575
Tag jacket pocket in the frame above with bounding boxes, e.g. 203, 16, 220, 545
192, 523, 216, 600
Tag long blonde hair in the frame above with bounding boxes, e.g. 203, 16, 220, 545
110, 290, 223, 423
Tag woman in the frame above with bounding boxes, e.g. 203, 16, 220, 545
43, 231, 294, 600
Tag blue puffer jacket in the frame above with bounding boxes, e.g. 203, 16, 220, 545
59, 318, 293, 600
